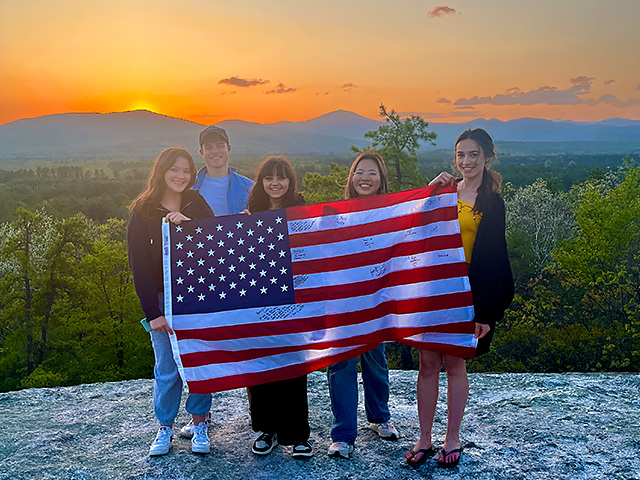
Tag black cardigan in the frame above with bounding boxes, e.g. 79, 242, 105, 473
468, 192, 514, 356
127, 190, 214, 321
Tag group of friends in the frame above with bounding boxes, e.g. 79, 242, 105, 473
126, 124, 514, 468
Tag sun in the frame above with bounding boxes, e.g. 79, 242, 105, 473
127, 101, 158, 113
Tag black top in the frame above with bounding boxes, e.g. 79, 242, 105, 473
127, 190, 214, 320
468, 192, 514, 356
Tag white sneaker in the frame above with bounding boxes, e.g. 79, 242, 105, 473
179, 412, 211, 439
191, 422, 211, 454
328, 441, 354, 459
149, 426, 173, 456
369, 421, 399, 440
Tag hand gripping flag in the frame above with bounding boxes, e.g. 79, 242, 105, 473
162, 184, 476, 394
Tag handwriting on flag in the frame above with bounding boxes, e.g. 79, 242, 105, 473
163, 185, 477, 394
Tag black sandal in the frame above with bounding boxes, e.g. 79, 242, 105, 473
406, 446, 436, 467
437, 447, 463, 467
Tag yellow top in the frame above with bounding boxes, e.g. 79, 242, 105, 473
458, 199, 483, 263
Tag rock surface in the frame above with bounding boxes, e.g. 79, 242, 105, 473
1, 372, 639, 480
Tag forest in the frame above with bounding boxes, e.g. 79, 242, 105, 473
0, 108, 638, 391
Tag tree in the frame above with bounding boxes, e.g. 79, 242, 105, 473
301, 163, 349, 203
554, 165, 640, 335
353, 104, 437, 191
506, 179, 575, 274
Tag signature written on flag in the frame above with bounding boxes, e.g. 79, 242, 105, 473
163, 185, 476, 393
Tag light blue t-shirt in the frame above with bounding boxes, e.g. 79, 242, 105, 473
198, 174, 230, 216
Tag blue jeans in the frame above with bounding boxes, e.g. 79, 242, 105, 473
150, 330, 212, 426
327, 343, 391, 444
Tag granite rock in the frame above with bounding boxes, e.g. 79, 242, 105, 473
1, 372, 639, 480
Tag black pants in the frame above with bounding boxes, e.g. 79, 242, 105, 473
248, 375, 310, 445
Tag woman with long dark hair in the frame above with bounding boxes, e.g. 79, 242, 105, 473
245, 155, 312, 459
405, 129, 513, 468
127, 147, 215, 456
326, 152, 399, 460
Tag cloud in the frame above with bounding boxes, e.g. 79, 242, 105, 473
604, 79, 615, 86
586, 94, 640, 108
428, 6, 457, 18
453, 77, 599, 107
568, 76, 594, 93
265, 83, 297, 94
637, 84, 640, 90
218, 76, 269, 87
341, 83, 357, 92
437, 98, 451, 104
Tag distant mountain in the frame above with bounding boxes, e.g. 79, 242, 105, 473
268, 110, 381, 141
0, 110, 639, 162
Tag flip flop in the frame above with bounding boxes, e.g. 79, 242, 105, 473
406, 446, 436, 467
437, 447, 463, 467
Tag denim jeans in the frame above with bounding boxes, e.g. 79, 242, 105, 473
150, 330, 212, 426
327, 343, 391, 444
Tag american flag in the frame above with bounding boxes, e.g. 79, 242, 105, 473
162, 184, 476, 394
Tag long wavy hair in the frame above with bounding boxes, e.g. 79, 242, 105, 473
247, 155, 299, 212
129, 147, 197, 217
453, 128, 502, 214
344, 152, 389, 199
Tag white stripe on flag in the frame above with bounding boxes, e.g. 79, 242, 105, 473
176, 307, 475, 355
172, 277, 471, 331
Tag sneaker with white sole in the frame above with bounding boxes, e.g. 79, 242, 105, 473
252, 432, 277, 455
292, 441, 313, 459
369, 421, 399, 440
191, 422, 211, 454
179, 412, 211, 439
149, 426, 173, 456
327, 441, 354, 459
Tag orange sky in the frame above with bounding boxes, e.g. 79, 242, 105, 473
1, 0, 639, 126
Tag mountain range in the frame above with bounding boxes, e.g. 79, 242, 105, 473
1, 109, 639, 161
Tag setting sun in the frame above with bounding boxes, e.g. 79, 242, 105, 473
126, 101, 158, 114
0, 0, 639, 125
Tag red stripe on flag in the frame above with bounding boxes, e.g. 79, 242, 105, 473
187, 344, 377, 393
180, 324, 474, 367
286, 184, 452, 221
175, 291, 473, 341
291, 234, 463, 275
294, 263, 468, 303
288, 208, 457, 248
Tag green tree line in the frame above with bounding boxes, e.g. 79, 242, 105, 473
0, 110, 638, 390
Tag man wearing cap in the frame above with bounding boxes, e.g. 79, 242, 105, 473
193, 125, 253, 216
177, 125, 253, 443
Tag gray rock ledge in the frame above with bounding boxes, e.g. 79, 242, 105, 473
1, 372, 639, 480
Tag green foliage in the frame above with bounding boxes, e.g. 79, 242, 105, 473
0, 165, 148, 223
506, 179, 575, 273
0, 211, 152, 391
1, 158, 639, 391
354, 104, 436, 191
301, 163, 349, 203
469, 164, 640, 373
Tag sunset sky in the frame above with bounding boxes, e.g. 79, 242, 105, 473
1, 0, 639, 126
